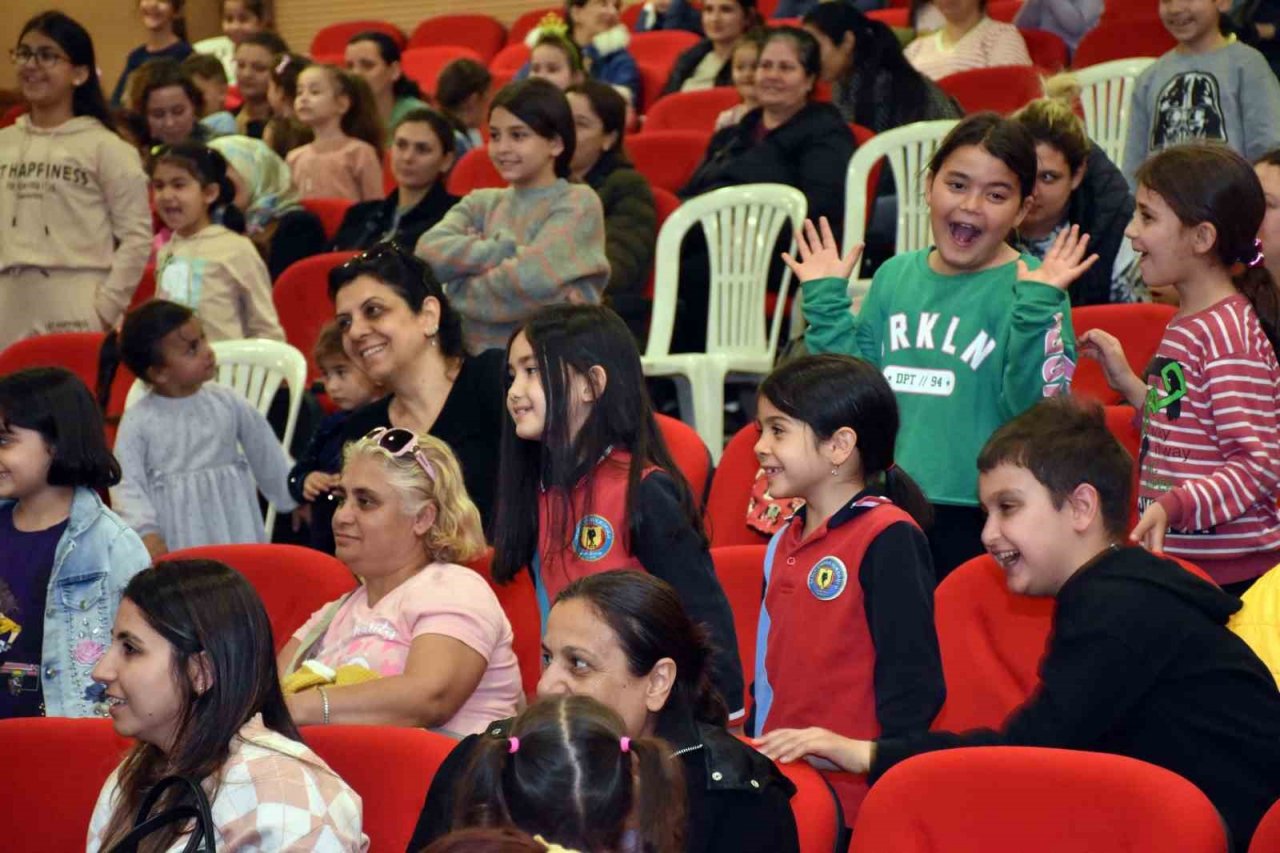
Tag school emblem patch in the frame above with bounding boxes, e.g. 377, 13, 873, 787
807, 556, 847, 601
573, 514, 615, 562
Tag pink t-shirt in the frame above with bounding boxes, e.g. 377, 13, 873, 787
292, 562, 523, 735
286, 137, 384, 202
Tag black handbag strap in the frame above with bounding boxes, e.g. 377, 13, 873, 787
108, 775, 217, 853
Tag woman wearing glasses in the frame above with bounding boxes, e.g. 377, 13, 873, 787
327, 244, 507, 536
278, 427, 523, 733
0, 12, 152, 351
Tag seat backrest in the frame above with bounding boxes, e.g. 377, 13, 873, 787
627, 129, 711, 193
304, 724, 455, 852
273, 250, 359, 382
851, 746, 1229, 853
466, 548, 543, 699
1073, 22, 1175, 68
641, 186, 683, 303
489, 42, 532, 75
0, 717, 130, 853
1020, 28, 1069, 73
300, 196, 355, 243
931, 554, 1056, 731
400, 45, 485, 96
734, 734, 843, 853
987, 0, 1021, 21
159, 543, 357, 652
311, 20, 405, 57
408, 14, 507, 62
1069, 302, 1174, 404
630, 30, 702, 67
1073, 58, 1158, 166
844, 119, 958, 262
645, 87, 743, 133
1249, 793, 1280, 852
446, 147, 505, 195
867, 7, 909, 26
508, 6, 561, 45
706, 423, 771, 548
936, 65, 1044, 115
621, 1, 645, 29
645, 183, 807, 361
0, 331, 104, 391
711, 544, 766, 714
655, 413, 712, 503
635, 60, 670, 113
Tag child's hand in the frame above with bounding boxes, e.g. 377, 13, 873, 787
781, 217, 864, 284
142, 533, 168, 561
753, 726, 874, 774
302, 472, 340, 501
1079, 329, 1146, 406
1131, 502, 1169, 553
1016, 224, 1099, 290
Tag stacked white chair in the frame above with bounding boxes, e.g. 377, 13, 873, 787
1074, 58, 1157, 167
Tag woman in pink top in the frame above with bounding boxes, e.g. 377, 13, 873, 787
287, 64, 385, 201
279, 428, 523, 735
903, 0, 1031, 81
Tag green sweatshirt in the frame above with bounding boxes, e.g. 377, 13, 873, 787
803, 249, 1076, 506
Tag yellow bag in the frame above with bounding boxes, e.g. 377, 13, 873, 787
1228, 564, 1280, 689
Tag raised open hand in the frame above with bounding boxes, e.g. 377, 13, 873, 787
781, 217, 864, 284
1016, 224, 1099, 290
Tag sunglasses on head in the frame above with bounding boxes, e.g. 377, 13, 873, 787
366, 427, 437, 482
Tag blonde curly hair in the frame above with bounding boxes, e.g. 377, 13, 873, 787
343, 430, 486, 565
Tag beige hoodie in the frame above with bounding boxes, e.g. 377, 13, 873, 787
156, 224, 285, 343
0, 115, 152, 327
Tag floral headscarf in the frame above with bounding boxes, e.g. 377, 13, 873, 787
208, 135, 301, 235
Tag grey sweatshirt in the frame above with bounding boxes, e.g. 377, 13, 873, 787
1123, 40, 1280, 186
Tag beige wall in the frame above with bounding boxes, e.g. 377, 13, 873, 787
1, 0, 548, 96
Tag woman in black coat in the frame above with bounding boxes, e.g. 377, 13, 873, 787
662, 0, 762, 95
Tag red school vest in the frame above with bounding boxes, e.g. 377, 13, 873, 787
761, 497, 917, 824
536, 450, 658, 603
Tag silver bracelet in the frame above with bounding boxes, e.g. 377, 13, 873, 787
317, 685, 330, 725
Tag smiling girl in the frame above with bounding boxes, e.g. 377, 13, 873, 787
663, 0, 761, 93
416, 79, 608, 354
110, 0, 192, 106
797, 113, 1095, 576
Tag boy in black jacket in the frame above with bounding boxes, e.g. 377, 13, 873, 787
757, 396, 1280, 851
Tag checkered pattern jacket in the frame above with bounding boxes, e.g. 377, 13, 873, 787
86, 715, 368, 851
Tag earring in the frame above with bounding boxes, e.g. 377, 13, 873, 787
831, 466, 839, 477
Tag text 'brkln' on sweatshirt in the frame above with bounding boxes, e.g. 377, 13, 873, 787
1122, 39, 1280, 187
0, 115, 152, 326
802, 249, 1077, 507
1139, 294, 1280, 586
415, 178, 610, 354
155, 224, 286, 344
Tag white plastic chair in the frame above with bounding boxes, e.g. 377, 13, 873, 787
643, 183, 807, 462
1075, 58, 1156, 168
124, 338, 308, 535
843, 119, 959, 292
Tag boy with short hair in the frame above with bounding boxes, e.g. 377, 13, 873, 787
1122, 0, 1280, 185
287, 322, 382, 553
180, 53, 237, 138
757, 397, 1280, 851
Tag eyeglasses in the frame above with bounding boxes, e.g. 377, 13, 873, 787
9, 47, 69, 68
366, 427, 437, 482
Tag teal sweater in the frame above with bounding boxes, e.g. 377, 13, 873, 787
803, 249, 1076, 506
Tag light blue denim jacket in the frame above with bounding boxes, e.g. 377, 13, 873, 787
2, 488, 150, 717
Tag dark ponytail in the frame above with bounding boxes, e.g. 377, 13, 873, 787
97, 300, 196, 410
454, 695, 685, 853
1139, 143, 1280, 353
759, 354, 934, 528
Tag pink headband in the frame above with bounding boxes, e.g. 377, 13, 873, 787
508, 736, 520, 754
619, 736, 631, 753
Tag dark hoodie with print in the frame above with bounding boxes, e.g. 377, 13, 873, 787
871, 546, 1280, 851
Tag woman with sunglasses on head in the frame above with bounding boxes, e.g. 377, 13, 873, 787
278, 427, 522, 733
327, 243, 508, 540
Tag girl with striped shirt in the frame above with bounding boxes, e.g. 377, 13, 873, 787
1082, 144, 1280, 594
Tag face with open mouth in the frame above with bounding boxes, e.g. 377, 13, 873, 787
978, 462, 1079, 597
1125, 185, 1199, 291
753, 395, 831, 500
91, 598, 191, 752
925, 143, 1031, 275
1158, 0, 1228, 49
151, 160, 214, 237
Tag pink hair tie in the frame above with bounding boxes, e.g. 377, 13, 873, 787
508, 736, 520, 754
619, 736, 631, 753
1248, 238, 1266, 269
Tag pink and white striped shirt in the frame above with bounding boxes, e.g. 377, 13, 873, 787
903, 17, 1033, 81
1139, 294, 1280, 585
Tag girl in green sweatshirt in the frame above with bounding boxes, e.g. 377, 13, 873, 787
789, 113, 1097, 576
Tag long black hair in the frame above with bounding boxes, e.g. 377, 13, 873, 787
96, 299, 195, 409
803, 3, 943, 129
759, 354, 933, 528
0, 367, 121, 490
491, 305, 706, 582
1139, 143, 1280, 352
19, 11, 115, 131
455, 695, 685, 853
348, 30, 424, 102
96, 560, 298, 850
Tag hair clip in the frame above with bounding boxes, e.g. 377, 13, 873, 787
1248, 238, 1266, 269
508, 736, 520, 754
619, 736, 631, 753
525, 13, 570, 47
275, 54, 292, 76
